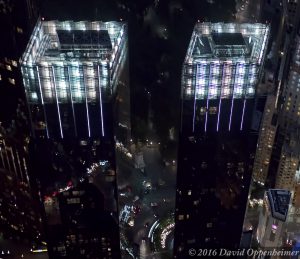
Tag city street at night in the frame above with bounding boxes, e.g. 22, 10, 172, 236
117, 141, 176, 258
1, 0, 300, 258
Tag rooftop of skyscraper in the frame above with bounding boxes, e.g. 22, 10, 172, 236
267, 189, 291, 222
185, 22, 269, 63
21, 20, 125, 64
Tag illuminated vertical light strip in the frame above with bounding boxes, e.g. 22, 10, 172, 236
217, 63, 226, 132
192, 64, 199, 132
217, 98, 222, 132
67, 66, 78, 137
205, 63, 214, 132
97, 65, 105, 137
36, 66, 49, 138
82, 67, 91, 137
228, 97, 234, 131
240, 99, 246, 130
205, 98, 209, 132
258, 27, 269, 64
51, 66, 64, 138
229, 62, 239, 131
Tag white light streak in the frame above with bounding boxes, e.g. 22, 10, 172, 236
36, 66, 49, 138
51, 66, 64, 138
240, 99, 246, 130
67, 66, 78, 137
82, 70, 91, 137
97, 65, 105, 137
205, 98, 209, 132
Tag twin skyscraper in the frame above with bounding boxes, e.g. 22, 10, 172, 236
20, 19, 269, 258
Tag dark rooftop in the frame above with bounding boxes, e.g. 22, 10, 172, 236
267, 189, 290, 222
57, 30, 112, 49
212, 32, 246, 46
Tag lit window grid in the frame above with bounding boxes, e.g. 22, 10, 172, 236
21, 20, 126, 87
183, 62, 256, 100
22, 62, 112, 104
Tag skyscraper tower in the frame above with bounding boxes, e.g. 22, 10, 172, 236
0, 0, 39, 124
0, 0, 44, 247
252, 94, 277, 185
174, 23, 269, 257
21, 19, 129, 258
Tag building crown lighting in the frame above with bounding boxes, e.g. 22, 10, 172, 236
183, 22, 270, 100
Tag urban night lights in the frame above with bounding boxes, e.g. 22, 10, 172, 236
1, 0, 300, 259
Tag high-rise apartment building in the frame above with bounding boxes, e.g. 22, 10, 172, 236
253, 94, 277, 185
0, 0, 44, 249
280, 35, 300, 129
174, 23, 269, 257
0, 0, 39, 124
256, 189, 290, 248
275, 130, 300, 190
0, 121, 44, 243
21, 19, 129, 258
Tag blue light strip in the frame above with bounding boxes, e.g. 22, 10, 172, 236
228, 97, 234, 131
217, 98, 222, 132
51, 66, 64, 139
97, 65, 105, 137
240, 99, 246, 130
205, 98, 209, 132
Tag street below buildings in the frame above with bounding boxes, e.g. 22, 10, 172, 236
117, 142, 176, 258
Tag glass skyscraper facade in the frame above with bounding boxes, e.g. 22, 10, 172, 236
174, 22, 269, 258
21, 20, 127, 139
181, 23, 269, 133
21, 19, 129, 259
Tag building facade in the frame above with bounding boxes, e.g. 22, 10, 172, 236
21, 19, 129, 258
256, 189, 290, 248
0, 0, 39, 124
275, 130, 300, 191
0, 126, 44, 245
253, 94, 277, 185
280, 35, 300, 129
174, 23, 269, 257
21, 20, 127, 139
